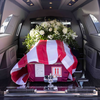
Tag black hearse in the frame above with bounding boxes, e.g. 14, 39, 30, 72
0, 0, 100, 99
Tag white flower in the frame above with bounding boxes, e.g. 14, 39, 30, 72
71, 32, 78, 40
52, 23, 56, 27
54, 26, 58, 31
41, 22, 50, 28
41, 22, 47, 26
35, 30, 39, 34
50, 20, 54, 24
56, 22, 60, 26
66, 36, 68, 39
48, 35, 53, 39
49, 28, 52, 32
54, 30, 59, 34
36, 34, 39, 38
30, 29, 34, 37
47, 23, 50, 27
40, 30, 45, 35
45, 27, 48, 31
62, 28, 67, 34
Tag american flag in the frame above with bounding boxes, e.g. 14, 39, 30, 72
10, 40, 78, 85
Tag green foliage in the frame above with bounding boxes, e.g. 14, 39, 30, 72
23, 20, 79, 52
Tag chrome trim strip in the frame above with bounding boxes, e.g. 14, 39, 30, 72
4, 90, 98, 97
28, 62, 62, 65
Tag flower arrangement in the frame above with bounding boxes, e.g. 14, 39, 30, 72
23, 20, 78, 52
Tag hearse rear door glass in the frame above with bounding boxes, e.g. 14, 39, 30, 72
0, 14, 13, 33
16, 22, 23, 36
90, 14, 100, 35
79, 22, 87, 40
0, 0, 6, 28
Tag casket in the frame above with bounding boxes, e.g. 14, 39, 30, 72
27, 59, 69, 82
10, 40, 78, 85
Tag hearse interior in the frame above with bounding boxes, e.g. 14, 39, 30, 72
0, 0, 100, 98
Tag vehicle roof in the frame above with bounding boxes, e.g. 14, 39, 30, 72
9, 0, 93, 13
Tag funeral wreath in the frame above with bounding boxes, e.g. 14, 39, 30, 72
23, 20, 78, 52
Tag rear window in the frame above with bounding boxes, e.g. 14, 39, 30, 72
30, 17, 72, 29
31, 21, 71, 30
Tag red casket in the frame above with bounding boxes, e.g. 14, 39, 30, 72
27, 59, 69, 82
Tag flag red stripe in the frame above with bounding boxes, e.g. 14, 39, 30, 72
11, 67, 28, 82
68, 48, 78, 75
36, 40, 48, 64
56, 40, 66, 61
22, 74, 29, 83
18, 55, 28, 68
68, 56, 78, 75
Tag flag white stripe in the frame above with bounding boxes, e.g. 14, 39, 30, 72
27, 44, 39, 63
63, 42, 74, 60
16, 73, 28, 85
10, 63, 21, 74
61, 42, 74, 69
68, 73, 73, 80
47, 40, 58, 64
72, 68, 76, 74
